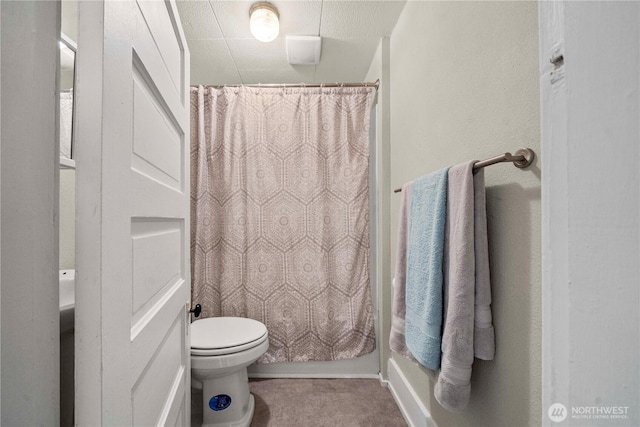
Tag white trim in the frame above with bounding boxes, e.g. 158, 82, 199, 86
539, 2, 640, 425
386, 358, 436, 427
379, 371, 389, 388
59, 157, 76, 170
1, 2, 60, 425
538, 3, 570, 420
248, 372, 380, 379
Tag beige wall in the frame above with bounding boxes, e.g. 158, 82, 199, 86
388, 1, 541, 425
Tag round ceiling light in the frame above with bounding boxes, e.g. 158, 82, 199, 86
249, 2, 280, 43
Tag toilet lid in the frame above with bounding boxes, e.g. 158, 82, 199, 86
191, 317, 268, 353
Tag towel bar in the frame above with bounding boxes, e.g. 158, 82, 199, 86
393, 148, 535, 193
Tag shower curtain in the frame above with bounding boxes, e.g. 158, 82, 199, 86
190, 85, 376, 363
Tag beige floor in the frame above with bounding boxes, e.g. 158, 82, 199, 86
249, 378, 407, 427
192, 378, 407, 427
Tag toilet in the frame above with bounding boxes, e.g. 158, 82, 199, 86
191, 317, 269, 427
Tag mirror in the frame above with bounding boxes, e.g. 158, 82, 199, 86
59, 33, 76, 168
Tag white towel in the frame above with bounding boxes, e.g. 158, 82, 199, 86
389, 182, 415, 360
473, 168, 495, 361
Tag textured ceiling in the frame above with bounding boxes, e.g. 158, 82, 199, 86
176, 0, 406, 85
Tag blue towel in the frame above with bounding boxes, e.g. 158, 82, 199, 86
405, 168, 449, 370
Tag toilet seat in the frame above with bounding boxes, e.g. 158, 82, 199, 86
191, 317, 268, 357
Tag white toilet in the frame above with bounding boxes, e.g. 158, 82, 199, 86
191, 317, 269, 427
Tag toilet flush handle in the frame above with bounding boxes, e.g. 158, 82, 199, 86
189, 304, 202, 318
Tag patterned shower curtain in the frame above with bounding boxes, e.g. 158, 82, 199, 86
190, 85, 376, 363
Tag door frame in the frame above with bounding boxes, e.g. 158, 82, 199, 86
539, 1, 640, 425
0, 1, 61, 425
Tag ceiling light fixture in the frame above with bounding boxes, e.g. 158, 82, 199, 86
249, 2, 279, 43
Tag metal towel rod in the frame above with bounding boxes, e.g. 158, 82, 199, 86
393, 148, 535, 193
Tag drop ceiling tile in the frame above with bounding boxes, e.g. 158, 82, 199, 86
226, 38, 290, 69
187, 39, 242, 85
273, 0, 322, 37
276, 0, 322, 36
211, 0, 322, 39
179, 1, 406, 87
320, 1, 379, 38
368, 0, 407, 36
238, 67, 316, 84
208, 0, 253, 38
176, 0, 223, 40
314, 37, 380, 83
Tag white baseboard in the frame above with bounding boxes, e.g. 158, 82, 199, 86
247, 351, 380, 379
248, 372, 380, 379
379, 371, 389, 387
386, 358, 436, 427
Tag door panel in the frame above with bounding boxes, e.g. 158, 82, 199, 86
131, 222, 182, 316
132, 316, 185, 427
132, 72, 183, 188
136, 0, 184, 94
76, 1, 190, 425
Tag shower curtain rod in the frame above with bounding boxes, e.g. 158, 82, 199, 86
201, 79, 380, 90
393, 148, 535, 193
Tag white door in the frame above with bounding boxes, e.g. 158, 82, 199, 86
75, 1, 191, 425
